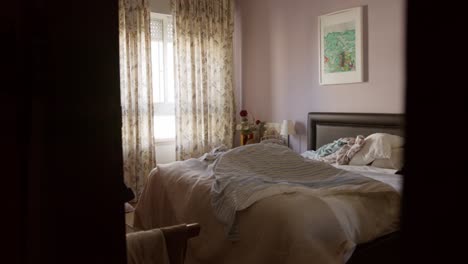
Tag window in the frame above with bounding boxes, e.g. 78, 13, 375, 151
150, 13, 175, 141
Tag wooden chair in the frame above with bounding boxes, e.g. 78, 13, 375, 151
160, 223, 200, 264
126, 223, 200, 264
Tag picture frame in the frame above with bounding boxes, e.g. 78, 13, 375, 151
319, 6, 364, 85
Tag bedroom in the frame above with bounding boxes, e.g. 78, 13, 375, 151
6, 0, 466, 263
124, 0, 405, 263
144, 0, 404, 157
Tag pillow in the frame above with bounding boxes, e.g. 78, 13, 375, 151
371, 147, 404, 170
349, 133, 404, 166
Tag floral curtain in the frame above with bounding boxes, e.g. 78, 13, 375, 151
172, 0, 236, 160
119, 0, 156, 198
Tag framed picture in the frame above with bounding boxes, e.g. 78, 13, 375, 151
319, 7, 364, 85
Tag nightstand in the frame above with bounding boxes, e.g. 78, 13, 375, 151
240, 133, 255, 145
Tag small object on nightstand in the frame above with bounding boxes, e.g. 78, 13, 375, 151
280, 120, 296, 148
237, 110, 266, 145
261, 125, 286, 146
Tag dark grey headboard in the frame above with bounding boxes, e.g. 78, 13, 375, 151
307, 112, 405, 150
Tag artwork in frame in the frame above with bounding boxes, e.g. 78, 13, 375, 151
319, 6, 364, 85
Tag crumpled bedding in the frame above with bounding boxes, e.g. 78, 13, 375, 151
303, 135, 366, 165
134, 144, 400, 264
211, 144, 387, 240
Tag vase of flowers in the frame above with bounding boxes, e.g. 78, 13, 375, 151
254, 119, 266, 142
239, 110, 250, 145
238, 110, 266, 145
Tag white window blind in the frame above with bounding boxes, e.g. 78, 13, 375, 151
150, 13, 175, 141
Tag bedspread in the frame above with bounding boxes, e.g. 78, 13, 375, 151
134, 145, 400, 264
212, 144, 388, 239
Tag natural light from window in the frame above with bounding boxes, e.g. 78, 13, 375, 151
150, 13, 175, 142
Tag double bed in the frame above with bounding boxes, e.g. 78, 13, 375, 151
134, 112, 404, 264
306, 112, 403, 264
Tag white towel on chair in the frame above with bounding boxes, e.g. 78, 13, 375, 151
126, 229, 170, 264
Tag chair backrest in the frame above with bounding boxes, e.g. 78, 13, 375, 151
160, 223, 201, 264
126, 223, 200, 264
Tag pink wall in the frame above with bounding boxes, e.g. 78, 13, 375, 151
237, 0, 406, 153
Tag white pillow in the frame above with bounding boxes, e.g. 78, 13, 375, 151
371, 147, 404, 170
349, 133, 404, 166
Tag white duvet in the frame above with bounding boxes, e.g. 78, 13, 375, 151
134, 144, 401, 264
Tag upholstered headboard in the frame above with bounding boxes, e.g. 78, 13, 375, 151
307, 112, 405, 150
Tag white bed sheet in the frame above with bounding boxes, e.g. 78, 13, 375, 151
333, 165, 402, 193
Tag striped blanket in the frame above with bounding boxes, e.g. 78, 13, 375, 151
211, 143, 382, 239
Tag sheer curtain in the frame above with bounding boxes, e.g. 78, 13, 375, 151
119, 0, 156, 197
172, 0, 236, 160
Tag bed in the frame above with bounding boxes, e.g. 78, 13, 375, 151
134, 112, 404, 264
306, 112, 404, 264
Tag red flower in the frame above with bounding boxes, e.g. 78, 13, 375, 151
240, 110, 248, 117
256, 120, 261, 125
